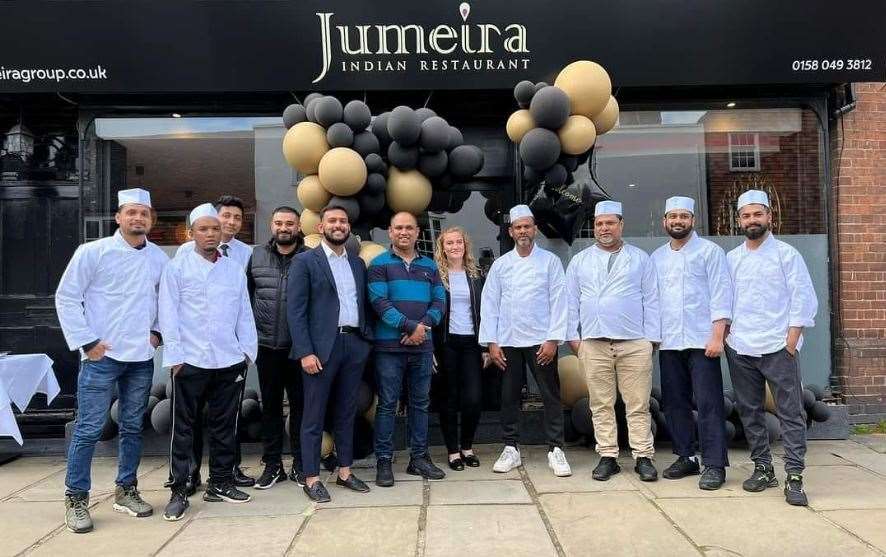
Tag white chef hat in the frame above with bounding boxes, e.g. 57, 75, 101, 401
117, 188, 151, 208
188, 203, 219, 227
664, 196, 695, 215
736, 190, 769, 211
594, 200, 623, 217
508, 204, 534, 225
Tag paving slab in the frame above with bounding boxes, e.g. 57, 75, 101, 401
31, 490, 187, 556
822, 509, 886, 552
316, 475, 423, 509
828, 448, 886, 477
194, 482, 313, 518
540, 492, 698, 556
631, 469, 781, 499
430, 479, 531, 505
426, 504, 557, 557
12, 457, 166, 502
157, 514, 302, 556
850, 434, 886, 454
428, 445, 522, 481
658, 497, 880, 557
803, 465, 886, 510
288, 506, 419, 557
0, 501, 64, 557
522, 448, 639, 494
0, 457, 66, 500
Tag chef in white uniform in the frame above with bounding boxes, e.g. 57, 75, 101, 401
158, 203, 258, 522
565, 200, 660, 482
176, 195, 251, 268
651, 196, 732, 490
55, 187, 168, 533
479, 204, 571, 478
725, 189, 817, 507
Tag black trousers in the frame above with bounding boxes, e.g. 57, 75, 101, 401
501, 346, 564, 449
300, 331, 370, 478
256, 346, 303, 468
191, 367, 246, 477
659, 349, 729, 468
438, 334, 483, 454
170, 361, 245, 489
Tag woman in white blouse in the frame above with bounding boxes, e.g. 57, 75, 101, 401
433, 227, 488, 471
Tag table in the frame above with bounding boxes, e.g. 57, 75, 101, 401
0, 354, 60, 445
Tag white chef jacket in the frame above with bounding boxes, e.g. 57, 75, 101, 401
565, 242, 661, 342
651, 232, 733, 350
478, 245, 567, 348
176, 237, 252, 269
159, 250, 258, 368
55, 230, 169, 362
726, 233, 818, 356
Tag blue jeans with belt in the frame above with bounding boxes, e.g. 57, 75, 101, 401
65, 356, 153, 496
373, 351, 433, 461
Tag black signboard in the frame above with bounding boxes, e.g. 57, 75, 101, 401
0, 0, 883, 93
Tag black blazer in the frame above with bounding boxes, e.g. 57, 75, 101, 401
287, 245, 373, 364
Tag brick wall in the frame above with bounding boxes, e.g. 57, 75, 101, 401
831, 82, 886, 419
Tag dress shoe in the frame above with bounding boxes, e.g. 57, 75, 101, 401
303, 481, 331, 503
407, 454, 446, 480
634, 457, 658, 482
336, 474, 370, 493
232, 466, 255, 488
699, 467, 726, 491
376, 459, 395, 487
592, 457, 621, 481
448, 457, 465, 471
662, 456, 700, 479
461, 452, 480, 467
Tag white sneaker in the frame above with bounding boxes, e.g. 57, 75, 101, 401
548, 447, 572, 477
493, 446, 522, 473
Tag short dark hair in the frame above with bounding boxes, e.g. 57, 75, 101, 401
320, 205, 349, 221
271, 205, 300, 219
214, 195, 245, 213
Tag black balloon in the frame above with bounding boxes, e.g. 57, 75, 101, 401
577, 149, 592, 165
326, 122, 354, 148
810, 401, 831, 422
305, 96, 322, 123
150, 382, 166, 400
483, 196, 502, 225
356, 382, 374, 413
418, 150, 448, 178
519, 128, 561, 170
240, 398, 261, 421
282, 104, 307, 129
559, 155, 579, 172
544, 164, 567, 186
328, 196, 361, 223
428, 190, 451, 213
365, 172, 387, 194
387, 105, 421, 146
447, 127, 464, 151
388, 141, 420, 169
415, 107, 437, 122
343, 100, 372, 131
514, 80, 535, 108
304, 92, 324, 106
530, 86, 571, 130
523, 167, 541, 185
357, 191, 385, 217
533, 81, 549, 93
352, 131, 380, 157
448, 145, 484, 179
571, 397, 594, 435
435, 173, 453, 190
372, 112, 392, 145
364, 153, 385, 174
419, 116, 451, 152
315, 96, 344, 127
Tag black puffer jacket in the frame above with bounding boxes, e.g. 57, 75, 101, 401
247, 238, 305, 350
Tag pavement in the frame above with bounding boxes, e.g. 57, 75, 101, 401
2, 437, 886, 557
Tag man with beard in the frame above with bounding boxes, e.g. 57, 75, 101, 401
481, 205, 571, 477
651, 196, 732, 490
725, 190, 817, 506
160, 203, 258, 521
247, 206, 307, 489
56, 188, 168, 533
288, 205, 374, 502
565, 200, 660, 482
370, 211, 447, 487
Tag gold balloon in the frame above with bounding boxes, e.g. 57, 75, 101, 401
321, 431, 334, 458
558, 115, 597, 155
282, 122, 330, 174
554, 60, 612, 118
303, 233, 322, 248
318, 147, 367, 196
300, 209, 321, 237
558, 354, 587, 407
764, 383, 776, 413
359, 241, 387, 267
386, 167, 432, 215
506, 109, 535, 143
296, 174, 331, 212
592, 96, 619, 135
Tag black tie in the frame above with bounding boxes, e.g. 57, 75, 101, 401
219, 244, 229, 257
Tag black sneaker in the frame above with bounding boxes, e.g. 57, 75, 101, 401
784, 473, 808, 506
289, 463, 305, 486
406, 454, 446, 480
204, 482, 252, 503
592, 457, 621, 481
699, 467, 726, 491
185, 473, 201, 497
255, 463, 286, 490
634, 457, 658, 482
232, 466, 255, 488
662, 456, 700, 480
163, 491, 189, 522
743, 462, 778, 492
376, 459, 395, 488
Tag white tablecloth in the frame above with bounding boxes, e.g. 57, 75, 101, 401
0, 354, 59, 445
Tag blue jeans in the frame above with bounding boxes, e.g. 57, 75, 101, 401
66, 356, 153, 495
373, 351, 433, 460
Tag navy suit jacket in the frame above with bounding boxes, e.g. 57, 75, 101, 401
287, 245, 373, 364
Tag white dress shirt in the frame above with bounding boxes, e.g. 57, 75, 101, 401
321, 241, 360, 327
479, 245, 567, 348
176, 237, 252, 269
448, 271, 474, 335
566, 242, 661, 342
726, 233, 818, 356
651, 232, 733, 350
55, 230, 169, 362
159, 250, 258, 368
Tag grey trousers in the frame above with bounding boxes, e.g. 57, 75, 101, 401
725, 345, 807, 473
